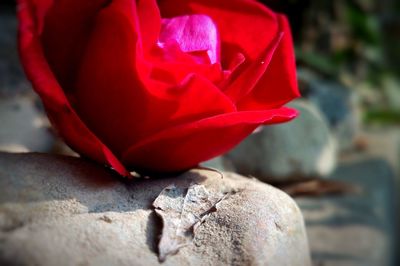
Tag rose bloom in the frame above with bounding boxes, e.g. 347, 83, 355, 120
18, 0, 299, 177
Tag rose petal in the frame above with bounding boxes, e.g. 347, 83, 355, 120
17, 0, 130, 176
19, 0, 300, 176
74, 0, 236, 156
137, 0, 161, 51
122, 107, 298, 173
223, 14, 300, 109
237, 15, 300, 110
150, 60, 224, 86
222, 31, 283, 102
151, 28, 224, 84
160, 14, 220, 64
40, 0, 109, 93
158, 0, 279, 68
158, 0, 298, 107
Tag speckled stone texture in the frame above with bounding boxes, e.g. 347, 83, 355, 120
0, 152, 310, 266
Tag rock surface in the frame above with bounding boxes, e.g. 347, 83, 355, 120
0, 9, 56, 154
0, 152, 311, 266
349, 127, 400, 174
0, 97, 54, 153
296, 158, 397, 266
201, 156, 235, 172
0, 10, 30, 97
226, 100, 337, 181
298, 69, 360, 150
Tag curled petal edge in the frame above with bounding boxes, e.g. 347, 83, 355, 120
17, 0, 131, 177
122, 107, 298, 173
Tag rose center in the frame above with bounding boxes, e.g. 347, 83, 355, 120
158, 14, 220, 64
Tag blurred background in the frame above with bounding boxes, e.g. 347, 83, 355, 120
264, 1, 400, 265
0, 0, 399, 265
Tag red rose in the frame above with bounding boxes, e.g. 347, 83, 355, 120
18, 0, 299, 176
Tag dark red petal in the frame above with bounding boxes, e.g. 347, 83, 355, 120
237, 15, 300, 110
149, 41, 224, 85
137, 0, 161, 51
121, 107, 298, 173
222, 32, 283, 102
158, 0, 279, 67
39, 0, 161, 94
40, 0, 109, 94
74, 0, 236, 156
150, 59, 224, 85
17, 0, 130, 177
223, 14, 300, 109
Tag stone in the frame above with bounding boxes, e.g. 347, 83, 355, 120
0, 97, 54, 153
225, 100, 337, 181
0, 152, 311, 266
298, 68, 361, 151
349, 127, 400, 175
0, 10, 30, 97
296, 158, 397, 266
0, 9, 56, 154
200, 156, 235, 172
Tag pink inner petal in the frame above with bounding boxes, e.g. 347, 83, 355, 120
159, 14, 220, 64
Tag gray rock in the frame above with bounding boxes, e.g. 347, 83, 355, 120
0, 10, 30, 97
200, 156, 235, 172
226, 100, 337, 181
298, 69, 360, 150
296, 158, 397, 266
0, 97, 54, 153
0, 152, 311, 266
351, 128, 400, 175
0, 10, 55, 154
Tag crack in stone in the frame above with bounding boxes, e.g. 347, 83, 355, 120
152, 183, 227, 262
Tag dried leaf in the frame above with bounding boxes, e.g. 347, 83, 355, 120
153, 183, 225, 262
279, 179, 360, 197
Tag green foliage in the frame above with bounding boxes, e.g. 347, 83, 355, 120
345, 4, 380, 45
365, 110, 400, 125
293, 0, 400, 124
295, 48, 338, 77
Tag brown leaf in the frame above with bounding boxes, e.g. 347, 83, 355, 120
279, 179, 360, 197
153, 183, 225, 262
